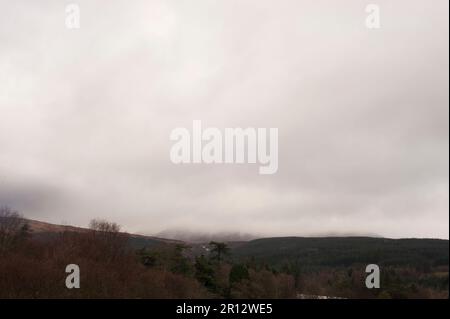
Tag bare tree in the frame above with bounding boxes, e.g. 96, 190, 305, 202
89, 219, 121, 233
0, 206, 29, 253
88, 219, 128, 262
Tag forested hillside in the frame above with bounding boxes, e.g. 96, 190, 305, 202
1, 208, 448, 299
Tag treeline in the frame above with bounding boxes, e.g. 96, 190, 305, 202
0, 207, 295, 298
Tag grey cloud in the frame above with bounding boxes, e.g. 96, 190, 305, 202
0, 0, 448, 238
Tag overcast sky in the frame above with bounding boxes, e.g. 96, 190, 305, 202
0, 0, 448, 239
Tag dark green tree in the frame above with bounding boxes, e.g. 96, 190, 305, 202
194, 255, 217, 292
229, 264, 249, 285
171, 244, 193, 276
209, 241, 230, 263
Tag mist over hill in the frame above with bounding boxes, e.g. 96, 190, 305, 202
155, 229, 258, 243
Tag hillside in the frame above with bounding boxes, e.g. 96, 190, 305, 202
26, 219, 181, 249
230, 236, 449, 269
26, 219, 449, 269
